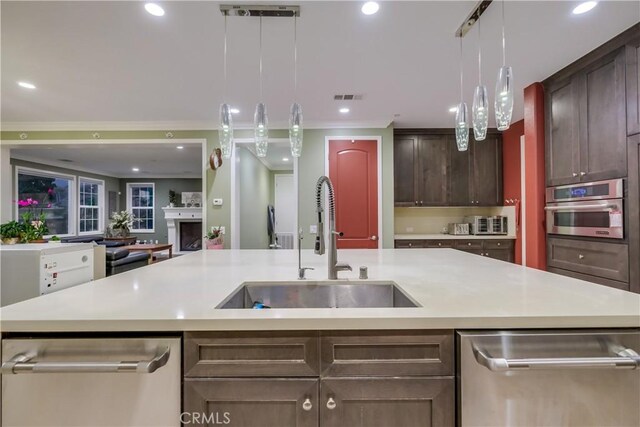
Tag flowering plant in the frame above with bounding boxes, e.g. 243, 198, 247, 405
205, 226, 224, 248
106, 211, 135, 237
17, 198, 49, 242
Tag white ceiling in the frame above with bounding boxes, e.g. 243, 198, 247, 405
1, 1, 639, 129
11, 143, 203, 178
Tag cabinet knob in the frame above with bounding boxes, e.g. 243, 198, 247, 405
580, 172, 586, 177
415, 201, 418, 205
438, 243, 442, 247
408, 243, 412, 248
578, 254, 585, 260
467, 242, 472, 246
572, 172, 578, 177
302, 398, 313, 411
497, 243, 501, 246
326, 397, 337, 410
420, 201, 423, 205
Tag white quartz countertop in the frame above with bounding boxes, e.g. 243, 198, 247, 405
394, 234, 516, 240
1, 249, 638, 332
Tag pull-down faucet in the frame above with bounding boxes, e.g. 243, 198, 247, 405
314, 176, 351, 280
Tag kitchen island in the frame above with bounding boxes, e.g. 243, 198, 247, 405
1, 249, 638, 331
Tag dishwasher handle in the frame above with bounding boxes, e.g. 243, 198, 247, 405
472, 345, 640, 371
1, 346, 170, 374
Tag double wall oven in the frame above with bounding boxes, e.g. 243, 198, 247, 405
545, 178, 624, 239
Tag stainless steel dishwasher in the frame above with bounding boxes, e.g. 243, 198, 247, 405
458, 330, 640, 427
1, 337, 181, 426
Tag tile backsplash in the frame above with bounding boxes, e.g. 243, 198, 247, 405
395, 206, 517, 236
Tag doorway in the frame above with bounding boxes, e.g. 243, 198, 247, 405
326, 138, 381, 249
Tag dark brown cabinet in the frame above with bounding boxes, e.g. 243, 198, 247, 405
545, 46, 627, 186
394, 130, 503, 207
320, 378, 454, 427
626, 30, 640, 136
394, 239, 515, 263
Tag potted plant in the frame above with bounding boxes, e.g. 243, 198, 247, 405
49, 235, 62, 243
168, 189, 178, 208
204, 227, 224, 249
0, 221, 23, 244
17, 198, 49, 243
106, 210, 135, 238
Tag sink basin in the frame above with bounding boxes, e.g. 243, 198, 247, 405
216, 281, 421, 309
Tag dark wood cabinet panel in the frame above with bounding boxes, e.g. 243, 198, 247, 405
184, 378, 319, 427
393, 239, 516, 263
547, 237, 629, 283
546, 78, 581, 186
470, 135, 503, 205
579, 47, 627, 181
184, 331, 320, 378
320, 330, 454, 377
484, 249, 514, 263
626, 33, 640, 136
628, 134, 640, 293
394, 136, 419, 207
424, 240, 454, 248
417, 135, 449, 206
448, 142, 472, 205
547, 267, 630, 292
394, 240, 426, 249
320, 378, 454, 427
453, 240, 483, 250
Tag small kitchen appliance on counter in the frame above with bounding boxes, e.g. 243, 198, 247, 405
447, 223, 470, 235
464, 216, 508, 235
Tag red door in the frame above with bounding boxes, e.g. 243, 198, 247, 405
328, 139, 378, 249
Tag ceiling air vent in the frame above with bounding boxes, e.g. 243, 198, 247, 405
333, 94, 363, 101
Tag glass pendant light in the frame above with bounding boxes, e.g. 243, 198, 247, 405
472, 20, 488, 141
289, 15, 303, 157
218, 14, 234, 159
495, 0, 513, 131
455, 37, 469, 151
254, 15, 268, 157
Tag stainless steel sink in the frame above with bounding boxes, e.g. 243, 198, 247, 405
216, 281, 421, 309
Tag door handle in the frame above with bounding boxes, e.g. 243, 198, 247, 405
370, 235, 378, 241
1, 346, 171, 374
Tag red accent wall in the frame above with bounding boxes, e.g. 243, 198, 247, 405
502, 119, 524, 264
523, 83, 547, 270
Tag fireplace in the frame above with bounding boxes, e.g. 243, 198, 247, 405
179, 222, 202, 252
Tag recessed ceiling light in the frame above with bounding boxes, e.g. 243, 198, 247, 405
282, 157, 290, 162
132, 167, 140, 172
18, 81, 36, 89
361, 1, 379, 15
339, 107, 350, 114
145, 3, 165, 17
230, 108, 240, 114
176, 146, 184, 150
449, 106, 458, 113
572, 1, 598, 14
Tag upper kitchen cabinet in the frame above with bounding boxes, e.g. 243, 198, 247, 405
394, 130, 502, 207
627, 32, 640, 136
545, 26, 637, 186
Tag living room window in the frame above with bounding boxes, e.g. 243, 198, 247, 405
78, 177, 104, 235
126, 183, 155, 233
16, 167, 75, 237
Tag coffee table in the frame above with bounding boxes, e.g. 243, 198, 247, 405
126, 243, 173, 265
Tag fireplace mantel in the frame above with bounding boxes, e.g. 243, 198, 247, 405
162, 207, 202, 255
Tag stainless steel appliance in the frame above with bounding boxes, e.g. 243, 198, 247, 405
464, 215, 508, 235
1, 337, 181, 426
447, 223, 470, 235
0, 243, 94, 307
545, 178, 624, 239
458, 330, 640, 427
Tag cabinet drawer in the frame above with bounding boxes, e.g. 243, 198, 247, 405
547, 237, 629, 283
483, 239, 513, 250
547, 267, 630, 291
184, 331, 320, 377
394, 240, 425, 249
320, 331, 453, 377
425, 240, 454, 248
453, 240, 483, 250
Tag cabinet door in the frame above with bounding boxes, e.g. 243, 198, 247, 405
578, 47, 627, 181
320, 378, 454, 427
470, 134, 503, 206
184, 378, 319, 427
546, 77, 581, 186
484, 249, 514, 263
416, 135, 449, 206
394, 136, 419, 207
448, 139, 472, 205
626, 36, 640, 136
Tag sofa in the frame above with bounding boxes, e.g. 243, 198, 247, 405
61, 235, 150, 276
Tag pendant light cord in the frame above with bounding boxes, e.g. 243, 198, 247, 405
259, 15, 263, 102
459, 36, 464, 101
477, 19, 482, 84
293, 15, 298, 101
223, 14, 228, 102
501, 0, 506, 66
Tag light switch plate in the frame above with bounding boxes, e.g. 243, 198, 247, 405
309, 225, 318, 234
213, 198, 223, 206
